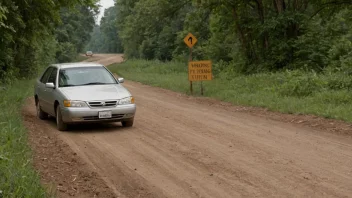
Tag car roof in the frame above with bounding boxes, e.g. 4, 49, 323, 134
51, 62, 104, 69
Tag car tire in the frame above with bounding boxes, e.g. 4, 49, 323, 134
122, 119, 134, 127
36, 100, 48, 120
56, 105, 68, 131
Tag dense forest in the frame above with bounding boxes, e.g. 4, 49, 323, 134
86, 6, 123, 53
0, 0, 98, 84
88, 0, 352, 74
2, 0, 352, 83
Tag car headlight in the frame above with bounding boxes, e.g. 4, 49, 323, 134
118, 96, 135, 105
63, 100, 87, 107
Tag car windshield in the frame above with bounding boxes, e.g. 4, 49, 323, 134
58, 66, 117, 87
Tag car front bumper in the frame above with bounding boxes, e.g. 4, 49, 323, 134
60, 104, 136, 123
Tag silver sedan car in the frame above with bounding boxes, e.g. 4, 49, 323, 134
34, 62, 136, 131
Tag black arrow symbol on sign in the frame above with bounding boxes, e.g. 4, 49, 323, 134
188, 37, 193, 44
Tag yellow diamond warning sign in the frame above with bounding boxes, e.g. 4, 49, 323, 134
184, 33, 197, 48
188, 61, 212, 81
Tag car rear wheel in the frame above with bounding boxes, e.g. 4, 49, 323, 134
56, 105, 68, 131
36, 100, 48, 120
122, 119, 134, 127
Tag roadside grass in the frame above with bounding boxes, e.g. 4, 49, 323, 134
75, 55, 89, 62
109, 59, 352, 123
0, 80, 50, 198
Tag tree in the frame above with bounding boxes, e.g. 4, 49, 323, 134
87, 0, 352, 73
116, 0, 193, 60
86, 5, 123, 53
86, 25, 105, 52
55, 5, 97, 62
0, 0, 98, 83
100, 6, 123, 53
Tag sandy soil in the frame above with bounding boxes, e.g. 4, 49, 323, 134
23, 54, 352, 198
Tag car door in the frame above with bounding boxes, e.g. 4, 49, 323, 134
42, 67, 58, 116
37, 67, 53, 110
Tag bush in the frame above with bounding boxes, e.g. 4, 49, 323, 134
324, 74, 352, 90
275, 71, 323, 97
56, 42, 77, 63
319, 90, 352, 105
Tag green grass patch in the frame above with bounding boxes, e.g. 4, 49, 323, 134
75, 55, 90, 62
109, 59, 352, 122
0, 80, 50, 198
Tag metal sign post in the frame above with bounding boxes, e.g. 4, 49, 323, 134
184, 33, 197, 95
189, 47, 193, 94
201, 81, 203, 95
184, 33, 212, 95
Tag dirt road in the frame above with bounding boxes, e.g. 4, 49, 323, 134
24, 54, 352, 198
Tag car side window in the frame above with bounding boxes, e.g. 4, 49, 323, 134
47, 68, 58, 85
40, 67, 53, 84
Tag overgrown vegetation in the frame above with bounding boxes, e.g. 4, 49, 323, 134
86, 6, 123, 53
111, 0, 352, 73
110, 60, 352, 122
0, 80, 50, 198
55, 6, 98, 63
0, 0, 98, 84
0, 0, 99, 196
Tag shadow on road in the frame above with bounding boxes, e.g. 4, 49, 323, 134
45, 116, 130, 134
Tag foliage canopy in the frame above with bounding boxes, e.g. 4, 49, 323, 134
110, 0, 352, 73
0, 0, 98, 83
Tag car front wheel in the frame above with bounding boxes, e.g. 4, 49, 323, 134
122, 119, 134, 127
36, 100, 48, 120
56, 105, 68, 131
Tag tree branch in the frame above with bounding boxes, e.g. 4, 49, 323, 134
310, 0, 352, 19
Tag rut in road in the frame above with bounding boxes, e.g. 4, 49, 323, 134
24, 54, 352, 198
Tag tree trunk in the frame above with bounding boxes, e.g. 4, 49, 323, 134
232, 5, 258, 63
255, 0, 269, 52
273, 0, 286, 13
232, 6, 247, 55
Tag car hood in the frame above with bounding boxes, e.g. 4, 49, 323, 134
60, 84, 131, 101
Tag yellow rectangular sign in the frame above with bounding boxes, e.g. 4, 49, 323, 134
188, 61, 212, 81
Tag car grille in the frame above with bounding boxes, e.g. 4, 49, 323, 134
88, 100, 117, 108
82, 114, 124, 121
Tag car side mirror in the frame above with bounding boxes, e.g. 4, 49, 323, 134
118, 78, 124, 83
46, 82, 55, 89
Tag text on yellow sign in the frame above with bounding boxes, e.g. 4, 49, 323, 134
188, 61, 212, 81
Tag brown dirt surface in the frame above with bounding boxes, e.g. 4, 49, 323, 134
23, 99, 117, 198
83, 54, 124, 66
24, 54, 352, 198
